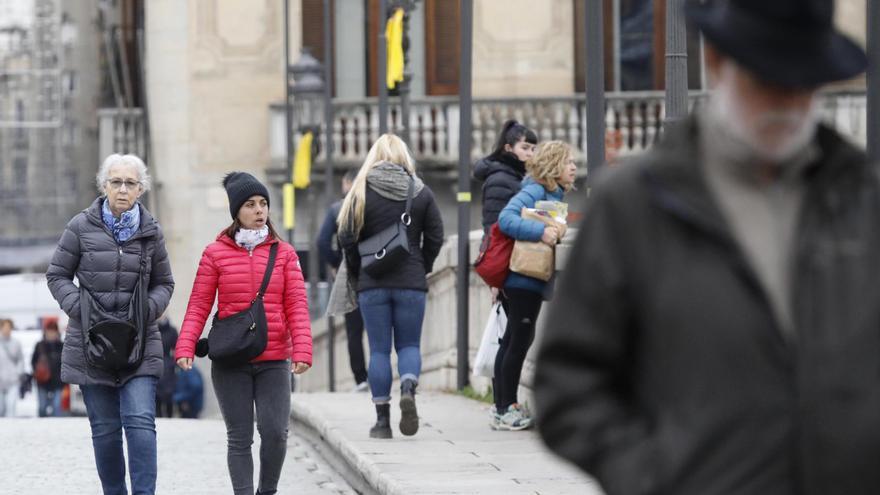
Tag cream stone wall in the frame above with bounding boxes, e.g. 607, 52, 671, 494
472, 0, 575, 97
147, 0, 301, 328
836, 0, 866, 48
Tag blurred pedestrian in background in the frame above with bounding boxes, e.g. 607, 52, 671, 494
173, 366, 204, 419
31, 320, 65, 417
474, 120, 538, 234
492, 141, 575, 431
535, 1, 880, 494
46, 153, 174, 495
156, 315, 178, 417
175, 172, 312, 495
473, 120, 539, 426
337, 134, 444, 439
0, 318, 24, 417
318, 170, 369, 392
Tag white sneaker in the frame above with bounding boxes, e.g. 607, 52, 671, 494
495, 405, 533, 431
352, 381, 369, 393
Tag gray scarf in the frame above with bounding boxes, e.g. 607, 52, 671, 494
366, 162, 424, 200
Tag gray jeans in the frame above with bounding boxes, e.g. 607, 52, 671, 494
212, 360, 291, 495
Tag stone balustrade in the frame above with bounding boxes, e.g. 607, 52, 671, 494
97, 107, 146, 161
265, 89, 868, 169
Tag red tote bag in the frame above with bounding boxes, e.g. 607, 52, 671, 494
474, 223, 514, 288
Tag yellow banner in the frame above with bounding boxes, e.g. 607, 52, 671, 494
283, 183, 295, 229
293, 131, 313, 189
386, 8, 405, 90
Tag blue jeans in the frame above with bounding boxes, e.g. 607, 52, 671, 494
81, 376, 158, 495
37, 387, 63, 417
358, 288, 426, 403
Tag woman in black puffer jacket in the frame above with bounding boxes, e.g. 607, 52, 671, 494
46, 154, 174, 495
473, 120, 538, 232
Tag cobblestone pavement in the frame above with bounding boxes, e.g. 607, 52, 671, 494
0, 417, 356, 495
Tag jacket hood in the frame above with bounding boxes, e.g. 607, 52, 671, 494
366, 161, 425, 201
473, 153, 526, 182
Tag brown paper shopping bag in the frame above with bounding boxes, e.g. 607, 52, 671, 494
509, 240, 555, 281
508, 207, 566, 281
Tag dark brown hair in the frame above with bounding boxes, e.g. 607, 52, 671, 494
224, 217, 281, 241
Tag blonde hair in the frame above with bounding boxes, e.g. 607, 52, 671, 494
337, 134, 416, 236
526, 140, 573, 192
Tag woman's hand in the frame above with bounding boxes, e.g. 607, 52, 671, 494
176, 357, 193, 370
490, 287, 500, 303
541, 226, 559, 246
293, 362, 311, 374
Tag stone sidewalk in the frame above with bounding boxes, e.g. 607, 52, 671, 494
291, 391, 604, 495
0, 417, 355, 495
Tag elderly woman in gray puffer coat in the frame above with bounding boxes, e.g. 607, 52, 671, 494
46, 153, 174, 495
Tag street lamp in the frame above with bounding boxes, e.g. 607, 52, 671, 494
289, 47, 334, 390
289, 47, 324, 301
290, 48, 324, 139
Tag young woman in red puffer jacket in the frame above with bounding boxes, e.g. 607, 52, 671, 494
175, 172, 312, 495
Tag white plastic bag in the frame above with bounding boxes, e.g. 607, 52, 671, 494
473, 302, 508, 378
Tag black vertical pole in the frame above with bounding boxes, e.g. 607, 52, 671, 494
868, 0, 880, 164
456, 0, 473, 391
323, 0, 336, 392
585, 0, 605, 181
284, 0, 294, 244
400, 75, 411, 146
665, 0, 688, 122
378, 0, 389, 135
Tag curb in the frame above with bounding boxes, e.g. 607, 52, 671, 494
291, 398, 406, 495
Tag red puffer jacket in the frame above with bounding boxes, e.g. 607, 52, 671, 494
175, 232, 312, 365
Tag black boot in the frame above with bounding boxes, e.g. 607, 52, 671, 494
399, 379, 419, 436
370, 403, 392, 439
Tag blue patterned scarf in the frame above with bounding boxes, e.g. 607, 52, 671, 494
102, 198, 141, 244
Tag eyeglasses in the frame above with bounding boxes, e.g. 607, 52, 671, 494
107, 179, 141, 190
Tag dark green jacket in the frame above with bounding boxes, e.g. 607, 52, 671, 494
535, 118, 880, 495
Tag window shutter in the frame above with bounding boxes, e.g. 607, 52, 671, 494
301, 0, 334, 94
425, 0, 460, 95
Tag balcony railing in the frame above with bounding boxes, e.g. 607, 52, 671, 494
268, 89, 868, 169
98, 107, 146, 160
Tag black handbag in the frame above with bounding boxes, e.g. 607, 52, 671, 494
207, 243, 278, 367
80, 239, 149, 373
358, 175, 414, 278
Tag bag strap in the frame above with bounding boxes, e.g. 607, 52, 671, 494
401, 175, 414, 227
255, 243, 280, 300
138, 237, 148, 276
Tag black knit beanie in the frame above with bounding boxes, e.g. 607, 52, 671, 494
222, 172, 270, 220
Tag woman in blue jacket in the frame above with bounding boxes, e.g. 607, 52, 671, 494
494, 140, 577, 430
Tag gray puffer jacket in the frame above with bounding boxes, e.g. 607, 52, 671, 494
46, 198, 174, 386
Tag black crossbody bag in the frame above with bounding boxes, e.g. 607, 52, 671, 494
80, 239, 149, 373
207, 243, 278, 367
358, 175, 414, 278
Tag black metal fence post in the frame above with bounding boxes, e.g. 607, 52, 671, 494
456, 0, 473, 391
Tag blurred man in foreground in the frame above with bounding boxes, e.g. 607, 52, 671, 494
535, 1, 879, 494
